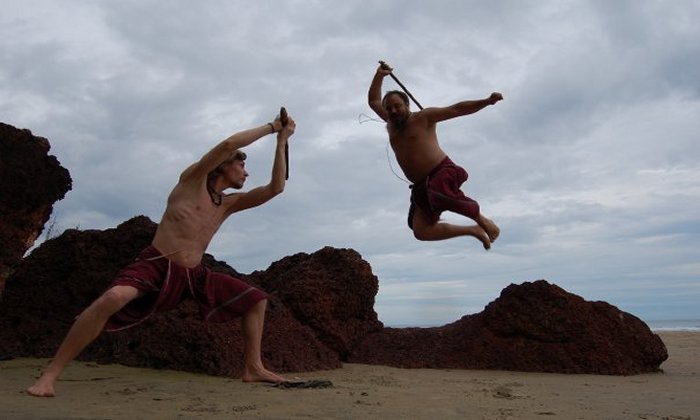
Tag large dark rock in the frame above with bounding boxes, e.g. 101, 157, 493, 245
250, 247, 384, 357
350, 280, 668, 375
0, 216, 341, 376
0, 122, 72, 295
0, 216, 668, 376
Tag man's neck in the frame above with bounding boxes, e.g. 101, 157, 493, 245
390, 112, 411, 131
207, 179, 223, 206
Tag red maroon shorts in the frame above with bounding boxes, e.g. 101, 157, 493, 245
104, 246, 268, 332
408, 156, 480, 229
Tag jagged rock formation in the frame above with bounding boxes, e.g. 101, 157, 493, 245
0, 216, 667, 376
0, 217, 342, 376
0, 122, 72, 295
350, 280, 668, 375
249, 247, 384, 358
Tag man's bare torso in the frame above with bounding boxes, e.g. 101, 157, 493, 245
152, 179, 230, 268
388, 112, 447, 183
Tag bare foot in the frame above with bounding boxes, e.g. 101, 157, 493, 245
242, 367, 287, 384
26, 379, 56, 397
479, 216, 500, 243
472, 225, 491, 250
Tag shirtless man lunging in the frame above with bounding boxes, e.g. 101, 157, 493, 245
27, 110, 296, 397
368, 61, 501, 250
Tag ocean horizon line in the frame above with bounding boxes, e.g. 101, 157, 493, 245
384, 319, 700, 332
645, 319, 700, 332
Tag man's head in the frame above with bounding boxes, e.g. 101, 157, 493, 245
382, 90, 411, 128
208, 150, 248, 189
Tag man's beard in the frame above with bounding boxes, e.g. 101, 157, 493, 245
391, 113, 409, 129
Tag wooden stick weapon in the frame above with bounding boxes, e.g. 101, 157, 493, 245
280, 107, 289, 180
379, 61, 424, 110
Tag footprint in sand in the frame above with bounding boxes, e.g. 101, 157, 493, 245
492, 385, 528, 400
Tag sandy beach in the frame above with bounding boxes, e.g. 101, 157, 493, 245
1, 331, 697, 420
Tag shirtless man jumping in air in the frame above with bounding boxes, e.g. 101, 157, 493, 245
368, 61, 501, 250
27, 110, 295, 397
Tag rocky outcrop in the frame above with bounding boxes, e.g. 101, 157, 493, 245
0, 216, 342, 376
0, 122, 72, 295
249, 247, 384, 358
0, 214, 668, 376
350, 280, 668, 375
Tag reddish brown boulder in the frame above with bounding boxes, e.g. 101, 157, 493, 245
249, 247, 384, 357
0, 122, 72, 295
0, 216, 667, 376
350, 280, 668, 375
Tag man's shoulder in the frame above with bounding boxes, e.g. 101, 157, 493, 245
178, 162, 208, 183
166, 174, 206, 203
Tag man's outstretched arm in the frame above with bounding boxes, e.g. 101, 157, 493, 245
423, 92, 503, 124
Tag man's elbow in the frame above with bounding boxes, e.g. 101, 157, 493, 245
370, 102, 383, 114
271, 182, 285, 196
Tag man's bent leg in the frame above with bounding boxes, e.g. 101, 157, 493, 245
412, 208, 491, 250
240, 299, 286, 383
26, 285, 142, 397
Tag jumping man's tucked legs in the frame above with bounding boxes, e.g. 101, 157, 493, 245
240, 299, 286, 383
411, 208, 492, 250
26, 285, 142, 397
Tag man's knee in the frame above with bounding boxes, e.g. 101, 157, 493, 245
252, 298, 267, 312
411, 208, 436, 241
92, 286, 139, 315
413, 227, 430, 241
411, 214, 425, 240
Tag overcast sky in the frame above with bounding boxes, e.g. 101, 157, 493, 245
2, 0, 698, 326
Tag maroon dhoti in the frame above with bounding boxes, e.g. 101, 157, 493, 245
104, 246, 268, 332
407, 156, 480, 229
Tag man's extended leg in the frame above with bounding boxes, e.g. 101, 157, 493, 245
26, 285, 141, 397
240, 299, 286, 383
411, 208, 492, 250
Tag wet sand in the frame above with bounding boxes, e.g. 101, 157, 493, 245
1, 331, 697, 419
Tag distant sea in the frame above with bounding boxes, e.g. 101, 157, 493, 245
645, 319, 700, 332
388, 319, 700, 332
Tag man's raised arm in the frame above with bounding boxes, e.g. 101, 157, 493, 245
368, 63, 392, 121
268, 119, 295, 195
227, 117, 296, 213
183, 117, 284, 181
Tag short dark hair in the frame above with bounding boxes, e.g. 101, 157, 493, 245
382, 90, 409, 108
208, 150, 247, 181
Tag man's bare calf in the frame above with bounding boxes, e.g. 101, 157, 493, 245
26, 286, 139, 397
239, 300, 287, 384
